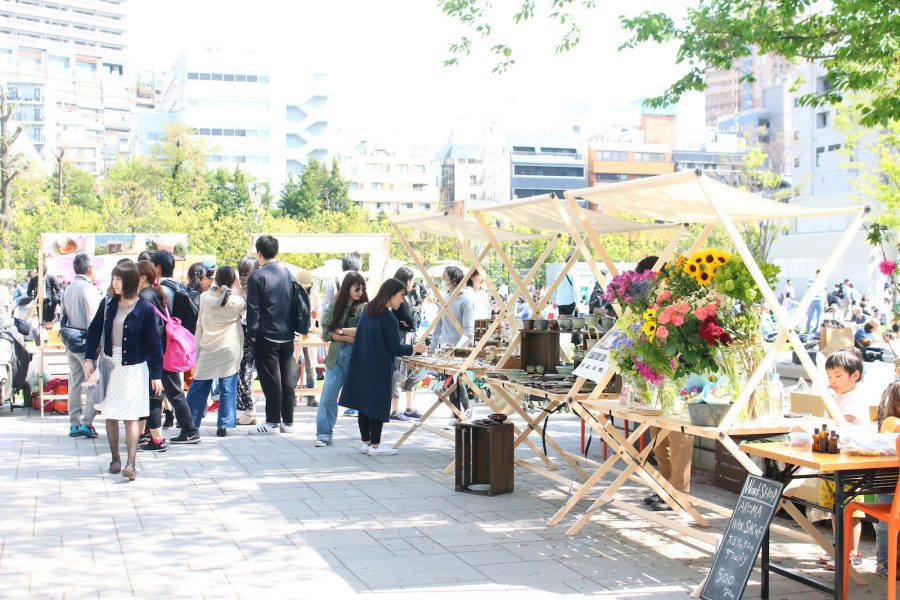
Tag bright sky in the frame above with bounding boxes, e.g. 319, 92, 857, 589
126, 0, 705, 149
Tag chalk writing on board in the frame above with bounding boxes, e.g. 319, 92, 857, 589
701, 475, 784, 600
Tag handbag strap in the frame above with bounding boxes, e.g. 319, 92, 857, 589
98, 297, 112, 357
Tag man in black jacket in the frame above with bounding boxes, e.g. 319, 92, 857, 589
246, 235, 296, 435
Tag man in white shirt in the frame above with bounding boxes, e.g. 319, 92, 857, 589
61, 253, 101, 438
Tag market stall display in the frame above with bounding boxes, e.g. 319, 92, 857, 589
389, 214, 551, 450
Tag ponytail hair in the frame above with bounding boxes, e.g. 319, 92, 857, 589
214, 266, 237, 307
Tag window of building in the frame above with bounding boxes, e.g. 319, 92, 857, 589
412, 183, 425, 191
199, 73, 210, 80
470, 175, 478, 185
541, 147, 577, 155
371, 183, 383, 190
259, 75, 269, 83
211, 128, 222, 136
424, 204, 431, 210
470, 194, 477, 200
815, 112, 828, 128
413, 165, 426, 173
235, 129, 246, 137
828, 143, 841, 152
793, 130, 800, 140
222, 128, 233, 136
634, 152, 666, 162
406, 203, 414, 210
793, 157, 800, 168
235, 74, 246, 82
512, 146, 535, 153
350, 182, 359, 189
595, 173, 628, 182
815, 147, 824, 167
816, 76, 833, 93
375, 202, 382, 209
598, 151, 628, 161
198, 128, 210, 135
246, 75, 258, 82
223, 73, 234, 82
211, 73, 222, 81
514, 165, 584, 177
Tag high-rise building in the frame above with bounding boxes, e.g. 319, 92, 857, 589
436, 143, 482, 215
0, 0, 130, 173
340, 142, 439, 217
482, 132, 586, 202
704, 49, 792, 127
769, 62, 886, 298
151, 48, 329, 192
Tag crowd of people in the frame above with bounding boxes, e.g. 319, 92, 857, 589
45, 237, 436, 480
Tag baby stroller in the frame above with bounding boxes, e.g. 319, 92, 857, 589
0, 317, 32, 409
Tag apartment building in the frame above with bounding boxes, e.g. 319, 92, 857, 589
340, 143, 439, 217
587, 142, 674, 186
0, 0, 130, 173
482, 132, 586, 202
437, 143, 481, 215
704, 49, 792, 127
150, 48, 329, 191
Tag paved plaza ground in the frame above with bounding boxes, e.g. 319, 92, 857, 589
0, 393, 891, 599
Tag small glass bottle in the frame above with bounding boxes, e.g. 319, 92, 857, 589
812, 428, 820, 452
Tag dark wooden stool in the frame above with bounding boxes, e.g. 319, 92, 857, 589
455, 421, 514, 496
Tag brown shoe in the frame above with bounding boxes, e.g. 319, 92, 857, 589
108, 460, 121, 474
122, 463, 136, 481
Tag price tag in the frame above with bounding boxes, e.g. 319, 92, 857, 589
573, 327, 617, 383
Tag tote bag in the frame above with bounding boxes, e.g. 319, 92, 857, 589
819, 323, 854, 357
83, 299, 115, 410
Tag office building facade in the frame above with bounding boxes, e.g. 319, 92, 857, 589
0, 0, 130, 173
340, 143, 439, 217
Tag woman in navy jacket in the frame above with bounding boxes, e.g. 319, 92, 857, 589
339, 279, 426, 455
84, 260, 163, 480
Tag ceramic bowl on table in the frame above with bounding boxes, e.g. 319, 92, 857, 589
584, 315, 600, 328
526, 365, 536, 374
557, 365, 574, 375
523, 319, 535, 330
535, 365, 545, 374
488, 413, 508, 423
558, 318, 572, 330
571, 317, 585, 329
534, 319, 548, 330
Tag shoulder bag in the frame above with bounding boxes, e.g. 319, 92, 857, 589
84, 298, 116, 410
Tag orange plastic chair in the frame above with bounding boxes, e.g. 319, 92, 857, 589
843, 435, 900, 600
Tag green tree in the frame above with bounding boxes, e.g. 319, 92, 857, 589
734, 146, 791, 263
47, 163, 98, 209
206, 166, 254, 218
279, 171, 318, 219
150, 122, 209, 210
439, 0, 900, 127
0, 86, 30, 264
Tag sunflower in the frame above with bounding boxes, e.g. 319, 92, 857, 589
643, 308, 657, 321
693, 255, 704, 264
685, 263, 699, 275
642, 320, 657, 341
704, 251, 716, 264
716, 252, 729, 265
697, 270, 712, 285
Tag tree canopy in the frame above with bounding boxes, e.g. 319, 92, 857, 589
439, 0, 899, 127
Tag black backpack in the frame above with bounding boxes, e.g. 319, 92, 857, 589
290, 277, 311, 336
160, 280, 199, 335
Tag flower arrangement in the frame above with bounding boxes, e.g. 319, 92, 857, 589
607, 248, 780, 413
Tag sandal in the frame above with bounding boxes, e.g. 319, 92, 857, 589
108, 459, 121, 474
121, 463, 136, 481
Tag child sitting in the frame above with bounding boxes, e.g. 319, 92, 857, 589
819, 348, 869, 569
875, 382, 900, 579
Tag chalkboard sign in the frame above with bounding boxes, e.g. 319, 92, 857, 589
701, 475, 784, 600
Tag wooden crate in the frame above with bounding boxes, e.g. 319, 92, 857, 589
455, 421, 514, 496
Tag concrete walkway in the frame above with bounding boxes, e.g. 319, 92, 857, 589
0, 396, 888, 599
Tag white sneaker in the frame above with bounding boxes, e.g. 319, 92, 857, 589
358, 443, 370, 454
444, 417, 460, 430
314, 439, 327, 447
368, 445, 398, 456
279, 423, 294, 434
248, 423, 279, 435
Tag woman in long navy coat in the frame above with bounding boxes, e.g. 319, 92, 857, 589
340, 278, 426, 455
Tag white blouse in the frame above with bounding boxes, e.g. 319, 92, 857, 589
192, 288, 246, 381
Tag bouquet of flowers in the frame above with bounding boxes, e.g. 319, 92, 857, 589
607, 248, 780, 413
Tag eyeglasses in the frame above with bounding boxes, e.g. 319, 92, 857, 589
353, 285, 366, 291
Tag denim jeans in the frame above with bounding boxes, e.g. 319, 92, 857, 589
806, 299, 824, 334
316, 343, 350, 443
876, 493, 900, 567
186, 373, 239, 429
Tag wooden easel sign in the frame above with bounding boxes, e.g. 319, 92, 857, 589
701, 475, 784, 600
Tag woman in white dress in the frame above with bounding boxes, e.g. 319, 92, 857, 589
185, 266, 246, 437
465, 271, 492, 321
84, 260, 163, 481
